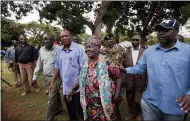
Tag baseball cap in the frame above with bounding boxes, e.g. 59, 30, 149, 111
155, 18, 180, 31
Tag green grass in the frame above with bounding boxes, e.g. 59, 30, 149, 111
1, 60, 69, 120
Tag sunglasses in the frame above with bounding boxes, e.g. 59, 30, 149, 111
132, 39, 140, 41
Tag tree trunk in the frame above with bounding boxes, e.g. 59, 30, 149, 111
92, 1, 111, 38
94, 20, 103, 38
141, 36, 146, 48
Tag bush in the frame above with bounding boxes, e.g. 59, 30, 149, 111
184, 37, 190, 44
147, 36, 190, 46
147, 37, 158, 46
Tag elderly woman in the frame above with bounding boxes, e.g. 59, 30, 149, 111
68, 38, 122, 121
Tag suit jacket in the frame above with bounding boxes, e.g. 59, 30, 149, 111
123, 47, 147, 92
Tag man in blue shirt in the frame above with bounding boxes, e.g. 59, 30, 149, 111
49, 29, 86, 120
5, 39, 22, 87
119, 18, 190, 120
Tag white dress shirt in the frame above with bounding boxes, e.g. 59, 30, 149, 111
132, 46, 140, 65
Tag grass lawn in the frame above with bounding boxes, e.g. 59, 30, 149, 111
1, 60, 189, 120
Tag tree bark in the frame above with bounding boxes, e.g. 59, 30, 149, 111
92, 1, 111, 37
140, 2, 158, 48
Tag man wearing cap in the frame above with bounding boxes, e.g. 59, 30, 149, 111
101, 34, 125, 66
123, 34, 147, 120
100, 34, 125, 119
119, 18, 190, 120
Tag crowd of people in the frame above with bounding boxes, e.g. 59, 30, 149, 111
4, 18, 190, 121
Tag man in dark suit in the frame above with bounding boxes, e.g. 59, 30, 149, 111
123, 34, 147, 120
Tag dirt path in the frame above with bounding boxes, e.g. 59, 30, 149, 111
2, 88, 27, 120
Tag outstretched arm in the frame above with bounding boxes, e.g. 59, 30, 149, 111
119, 50, 147, 75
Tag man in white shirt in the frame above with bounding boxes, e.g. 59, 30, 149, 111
123, 35, 147, 120
32, 33, 63, 121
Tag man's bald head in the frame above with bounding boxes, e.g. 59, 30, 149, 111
43, 33, 54, 41
19, 34, 27, 40
43, 33, 54, 50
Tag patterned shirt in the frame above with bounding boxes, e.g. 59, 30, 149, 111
101, 44, 125, 67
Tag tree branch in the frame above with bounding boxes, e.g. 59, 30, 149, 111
94, 1, 111, 27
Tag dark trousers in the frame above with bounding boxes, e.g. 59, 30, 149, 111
126, 86, 142, 118
184, 113, 188, 121
64, 92, 83, 121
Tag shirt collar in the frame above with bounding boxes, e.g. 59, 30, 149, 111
156, 39, 180, 51
62, 41, 74, 52
132, 45, 140, 51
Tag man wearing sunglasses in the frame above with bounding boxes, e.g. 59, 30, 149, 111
119, 18, 190, 120
32, 33, 63, 121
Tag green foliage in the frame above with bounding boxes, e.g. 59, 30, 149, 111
119, 34, 130, 43
23, 21, 61, 46
1, 17, 25, 47
1, 1, 190, 40
99, 32, 107, 46
1, 17, 62, 47
38, 1, 95, 35
184, 37, 190, 44
147, 36, 190, 45
1, 1, 34, 19
79, 33, 92, 44
147, 36, 158, 45
117, 1, 190, 39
